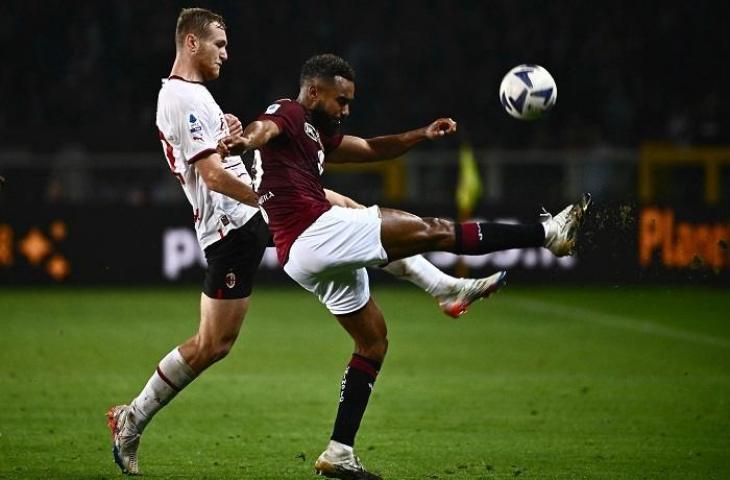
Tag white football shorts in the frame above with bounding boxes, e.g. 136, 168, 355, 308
283, 205, 388, 315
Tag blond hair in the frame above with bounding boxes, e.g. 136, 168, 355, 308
175, 8, 226, 47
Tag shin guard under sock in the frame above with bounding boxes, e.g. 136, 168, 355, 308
454, 222, 545, 254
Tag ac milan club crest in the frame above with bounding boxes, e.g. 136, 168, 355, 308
225, 272, 236, 289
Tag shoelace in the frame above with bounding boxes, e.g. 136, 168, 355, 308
335, 454, 365, 471
539, 207, 553, 223
543, 206, 574, 230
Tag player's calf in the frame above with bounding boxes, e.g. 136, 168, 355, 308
379, 210, 453, 260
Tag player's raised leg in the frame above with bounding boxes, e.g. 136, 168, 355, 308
107, 295, 248, 475
325, 189, 509, 318
315, 298, 385, 480
380, 193, 591, 261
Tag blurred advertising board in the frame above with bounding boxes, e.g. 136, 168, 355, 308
1, 204, 727, 285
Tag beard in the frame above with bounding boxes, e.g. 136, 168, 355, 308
311, 107, 341, 137
201, 62, 221, 82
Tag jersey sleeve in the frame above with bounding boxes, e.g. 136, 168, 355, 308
258, 100, 304, 138
179, 102, 220, 164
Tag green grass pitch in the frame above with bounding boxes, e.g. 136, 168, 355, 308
1, 285, 729, 479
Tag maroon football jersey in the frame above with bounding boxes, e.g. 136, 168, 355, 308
254, 99, 344, 264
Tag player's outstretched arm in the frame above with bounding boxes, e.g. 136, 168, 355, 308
196, 152, 259, 207
327, 117, 457, 164
223, 119, 281, 154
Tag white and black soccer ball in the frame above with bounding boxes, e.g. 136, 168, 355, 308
499, 64, 557, 120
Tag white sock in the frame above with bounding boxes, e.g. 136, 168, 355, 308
128, 347, 196, 432
381, 255, 458, 297
327, 439, 354, 455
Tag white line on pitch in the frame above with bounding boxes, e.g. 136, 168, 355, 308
504, 297, 730, 349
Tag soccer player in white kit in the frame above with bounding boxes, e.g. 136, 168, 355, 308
106, 8, 510, 476
106, 8, 265, 476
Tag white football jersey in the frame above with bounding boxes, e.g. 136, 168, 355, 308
156, 77, 259, 250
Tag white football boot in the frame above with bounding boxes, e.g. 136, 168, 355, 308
315, 441, 382, 480
106, 405, 141, 475
541, 193, 592, 257
437, 270, 508, 318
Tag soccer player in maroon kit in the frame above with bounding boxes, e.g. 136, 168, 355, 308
235, 54, 589, 479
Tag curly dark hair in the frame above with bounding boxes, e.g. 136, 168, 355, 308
299, 54, 356, 86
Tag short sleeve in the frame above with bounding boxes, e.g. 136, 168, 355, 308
179, 105, 219, 164
258, 100, 304, 138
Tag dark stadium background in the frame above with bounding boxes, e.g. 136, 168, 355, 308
2, 1, 728, 150
2, 3, 729, 480
0, 0, 728, 284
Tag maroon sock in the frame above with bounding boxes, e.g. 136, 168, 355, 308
330, 354, 381, 447
454, 222, 545, 254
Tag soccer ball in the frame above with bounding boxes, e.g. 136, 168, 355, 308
499, 64, 557, 120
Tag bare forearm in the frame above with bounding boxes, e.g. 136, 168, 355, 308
362, 127, 429, 161
329, 117, 456, 164
206, 169, 259, 207
241, 120, 279, 150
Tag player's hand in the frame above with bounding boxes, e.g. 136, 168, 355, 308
424, 118, 457, 139
221, 134, 249, 155
224, 113, 243, 137
217, 139, 231, 158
